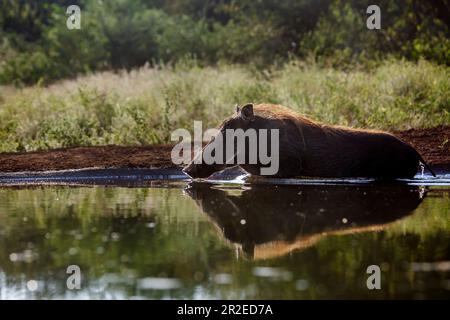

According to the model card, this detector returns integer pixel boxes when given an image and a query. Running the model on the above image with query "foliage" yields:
[0,59,448,152]
[0,0,449,85]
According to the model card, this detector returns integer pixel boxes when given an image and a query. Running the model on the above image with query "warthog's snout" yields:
[183,163,215,179]
[182,164,197,178]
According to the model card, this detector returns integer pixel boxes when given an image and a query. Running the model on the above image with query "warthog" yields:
[183,103,435,179]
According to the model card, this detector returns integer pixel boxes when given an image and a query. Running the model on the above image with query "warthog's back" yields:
[298,123,420,178]
[250,104,421,178]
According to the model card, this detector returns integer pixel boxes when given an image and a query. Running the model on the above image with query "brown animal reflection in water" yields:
[185,183,425,259]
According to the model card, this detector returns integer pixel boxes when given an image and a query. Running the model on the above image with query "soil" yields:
[393,125,450,173]
[0,126,449,173]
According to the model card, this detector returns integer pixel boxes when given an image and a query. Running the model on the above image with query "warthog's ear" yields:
[240,103,255,121]
[235,104,240,113]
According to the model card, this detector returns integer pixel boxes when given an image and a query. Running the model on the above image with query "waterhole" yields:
[0,168,449,299]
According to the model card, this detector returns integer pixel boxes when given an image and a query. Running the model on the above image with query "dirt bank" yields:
[0,126,449,173]
[394,126,450,173]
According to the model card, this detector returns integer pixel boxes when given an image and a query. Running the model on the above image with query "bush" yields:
[0,4,108,85]
[0,0,449,85]
[0,50,55,85]
[0,59,448,152]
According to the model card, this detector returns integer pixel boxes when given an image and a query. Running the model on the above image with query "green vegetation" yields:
[0,1,449,152]
[1,0,449,85]
[0,59,449,152]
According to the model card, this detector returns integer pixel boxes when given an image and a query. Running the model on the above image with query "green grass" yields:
[0,59,449,153]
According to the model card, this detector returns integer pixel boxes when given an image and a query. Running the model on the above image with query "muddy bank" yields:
[0,144,177,173]
[394,125,450,173]
[0,126,449,173]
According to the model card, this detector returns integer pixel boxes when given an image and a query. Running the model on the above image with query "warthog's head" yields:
[183,103,256,179]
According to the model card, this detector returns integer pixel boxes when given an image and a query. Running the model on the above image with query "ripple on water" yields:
[252,267,293,281]
[137,277,182,290]
[1,168,450,186]
[213,273,233,285]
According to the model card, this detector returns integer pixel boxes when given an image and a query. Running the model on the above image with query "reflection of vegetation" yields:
[0,187,234,298]
[0,185,449,299]
[388,190,450,236]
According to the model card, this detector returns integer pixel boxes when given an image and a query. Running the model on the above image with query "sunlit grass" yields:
[0,59,449,152]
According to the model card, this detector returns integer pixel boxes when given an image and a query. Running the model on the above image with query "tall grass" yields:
[0,59,449,153]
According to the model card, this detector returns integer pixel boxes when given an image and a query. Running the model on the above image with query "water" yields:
[0,169,449,299]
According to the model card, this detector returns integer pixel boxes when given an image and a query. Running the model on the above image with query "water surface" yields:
[0,171,449,299]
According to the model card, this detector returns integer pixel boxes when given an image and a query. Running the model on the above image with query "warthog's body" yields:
[183,103,434,179]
